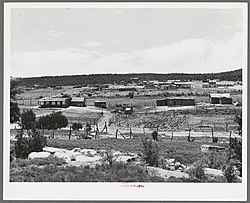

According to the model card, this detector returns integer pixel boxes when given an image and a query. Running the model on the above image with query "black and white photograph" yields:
[3,2,247,201]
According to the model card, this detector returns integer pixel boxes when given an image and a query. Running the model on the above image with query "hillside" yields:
[17,69,242,87]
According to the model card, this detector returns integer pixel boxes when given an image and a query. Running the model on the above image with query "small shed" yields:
[209,93,233,104]
[174,82,192,89]
[70,97,86,107]
[38,97,71,108]
[94,101,107,108]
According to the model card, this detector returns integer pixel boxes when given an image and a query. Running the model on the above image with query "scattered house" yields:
[147,80,159,88]
[130,77,140,83]
[202,80,217,88]
[209,93,233,104]
[38,97,71,108]
[118,86,137,92]
[159,83,177,90]
[217,81,235,87]
[70,97,86,107]
[174,82,192,89]
[94,100,107,108]
[156,97,195,106]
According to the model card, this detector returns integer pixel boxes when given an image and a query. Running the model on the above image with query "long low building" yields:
[38,97,71,108]
[38,97,86,108]
[94,100,107,108]
[156,97,195,106]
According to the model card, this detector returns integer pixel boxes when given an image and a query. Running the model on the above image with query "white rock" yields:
[28,152,51,159]
[72,148,81,153]
[74,152,82,157]
[204,168,224,176]
[43,147,61,154]
[169,158,175,163]
[175,162,181,166]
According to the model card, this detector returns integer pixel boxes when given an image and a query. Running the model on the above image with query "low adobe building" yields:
[156,97,195,106]
[209,93,233,104]
[94,100,107,108]
[38,97,71,108]
[70,97,86,107]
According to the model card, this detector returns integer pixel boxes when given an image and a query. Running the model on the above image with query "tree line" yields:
[17,69,242,87]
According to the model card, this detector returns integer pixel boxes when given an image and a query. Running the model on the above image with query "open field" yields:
[45,136,229,165]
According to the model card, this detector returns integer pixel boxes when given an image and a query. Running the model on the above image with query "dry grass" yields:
[46,136,228,165]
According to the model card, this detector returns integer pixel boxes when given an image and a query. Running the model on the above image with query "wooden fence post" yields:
[211,127,214,142]
[130,127,132,139]
[171,130,173,141]
[229,131,232,146]
[105,121,107,133]
[116,129,118,139]
[96,123,99,132]
[187,128,191,142]
[69,126,72,140]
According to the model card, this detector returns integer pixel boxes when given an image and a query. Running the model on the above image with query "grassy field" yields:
[46,135,229,165]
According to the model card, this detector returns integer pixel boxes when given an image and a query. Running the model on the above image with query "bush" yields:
[186,161,206,182]
[100,149,117,168]
[21,109,36,130]
[223,160,239,183]
[72,122,83,131]
[141,138,160,167]
[202,150,229,170]
[229,137,242,162]
[14,129,47,159]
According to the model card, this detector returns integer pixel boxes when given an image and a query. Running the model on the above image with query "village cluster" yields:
[10,74,243,183]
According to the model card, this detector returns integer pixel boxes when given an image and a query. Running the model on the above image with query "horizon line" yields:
[12,68,242,79]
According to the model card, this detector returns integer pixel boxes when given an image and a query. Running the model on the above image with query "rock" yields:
[175,162,181,167]
[204,168,224,176]
[43,147,60,154]
[201,145,226,153]
[180,164,187,169]
[74,152,82,157]
[72,148,81,153]
[28,152,51,159]
[70,155,76,161]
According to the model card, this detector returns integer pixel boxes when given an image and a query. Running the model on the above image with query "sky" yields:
[10,6,245,77]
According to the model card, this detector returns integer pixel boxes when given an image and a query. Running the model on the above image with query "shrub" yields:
[229,137,242,162]
[223,161,239,183]
[151,130,158,141]
[205,174,227,183]
[20,109,36,130]
[186,161,206,182]
[202,150,229,170]
[72,122,83,131]
[100,149,117,168]
[14,129,47,159]
[141,138,160,167]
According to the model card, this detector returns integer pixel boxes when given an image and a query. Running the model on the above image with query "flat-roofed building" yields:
[38,97,71,108]
[94,100,107,108]
[157,97,195,106]
[209,93,233,104]
[70,97,86,107]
